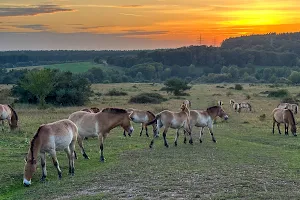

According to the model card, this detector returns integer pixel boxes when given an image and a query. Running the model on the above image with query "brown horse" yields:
[81,107,101,113]
[0,104,18,131]
[184,106,229,143]
[23,119,78,186]
[147,103,192,148]
[272,108,297,136]
[124,108,156,137]
[68,108,134,162]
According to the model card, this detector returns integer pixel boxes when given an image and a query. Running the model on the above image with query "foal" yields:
[23,119,78,186]
[185,106,229,143]
[0,104,18,131]
[68,108,134,161]
[147,104,192,148]
[272,108,297,136]
[124,108,156,137]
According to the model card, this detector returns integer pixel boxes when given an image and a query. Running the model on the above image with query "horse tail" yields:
[146,110,156,120]
[146,114,161,126]
[287,109,296,125]
[7,104,18,121]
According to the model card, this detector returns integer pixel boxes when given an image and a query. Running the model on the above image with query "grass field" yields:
[7,62,123,73]
[1,83,300,199]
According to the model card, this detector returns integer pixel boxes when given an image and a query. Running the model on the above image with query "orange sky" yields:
[0,0,300,50]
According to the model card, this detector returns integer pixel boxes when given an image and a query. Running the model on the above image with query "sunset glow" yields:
[0,0,300,50]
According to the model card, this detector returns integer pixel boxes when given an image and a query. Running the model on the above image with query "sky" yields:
[0,0,300,50]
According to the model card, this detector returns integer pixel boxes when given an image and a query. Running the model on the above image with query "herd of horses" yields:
[0,97,298,186]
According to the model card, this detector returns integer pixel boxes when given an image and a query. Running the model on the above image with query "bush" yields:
[129,93,167,104]
[234,84,243,90]
[281,97,299,104]
[259,114,266,121]
[268,89,290,98]
[105,89,128,96]
[226,91,233,96]
[245,94,251,99]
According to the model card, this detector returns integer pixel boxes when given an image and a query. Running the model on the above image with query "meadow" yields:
[7,62,123,73]
[1,83,300,200]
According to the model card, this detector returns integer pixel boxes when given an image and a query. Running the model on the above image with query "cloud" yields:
[119,13,142,17]
[13,24,49,31]
[118,5,143,8]
[0,4,74,17]
[118,30,169,38]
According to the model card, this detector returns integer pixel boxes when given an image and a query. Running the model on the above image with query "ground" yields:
[1,83,300,200]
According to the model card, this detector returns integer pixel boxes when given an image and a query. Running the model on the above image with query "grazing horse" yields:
[146,103,192,148]
[124,108,156,137]
[0,104,18,131]
[23,119,78,186]
[68,108,134,162]
[272,108,297,136]
[81,107,101,113]
[277,103,298,114]
[239,102,252,112]
[184,106,229,143]
[229,99,235,107]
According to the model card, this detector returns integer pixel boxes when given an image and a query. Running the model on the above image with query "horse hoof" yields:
[100,158,105,162]
[40,176,46,182]
[174,142,177,146]
[146,134,149,137]
[165,144,169,148]
[294,134,297,137]
[213,140,217,143]
[149,145,153,149]
[189,140,193,145]
[199,139,202,143]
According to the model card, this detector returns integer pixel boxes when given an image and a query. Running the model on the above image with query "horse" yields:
[146,103,192,148]
[217,100,224,107]
[233,102,240,112]
[184,106,229,143]
[23,119,78,186]
[0,104,18,131]
[68,108,134,162]
[229,99,235,107]
[183,100,192,109]
[239,102,252,112]
[81,107,101,113]
[277,103,298,114]
[124,108,156,137]
[272,108,297,136]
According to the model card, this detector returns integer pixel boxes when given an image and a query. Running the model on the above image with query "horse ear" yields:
[127,111,133,116]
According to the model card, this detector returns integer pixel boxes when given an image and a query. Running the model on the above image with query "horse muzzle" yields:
[23,178,31,187]
[128,126,134,136]
[224,115,229,120]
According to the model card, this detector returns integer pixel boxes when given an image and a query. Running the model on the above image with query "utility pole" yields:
[197,34,202,45]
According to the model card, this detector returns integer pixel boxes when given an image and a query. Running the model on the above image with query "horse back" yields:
[68,111,98,137]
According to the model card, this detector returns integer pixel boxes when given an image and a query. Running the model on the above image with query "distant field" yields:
[7,62,123,73]
[2,83,300,199]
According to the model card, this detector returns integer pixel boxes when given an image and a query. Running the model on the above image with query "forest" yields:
[1,32,300,84]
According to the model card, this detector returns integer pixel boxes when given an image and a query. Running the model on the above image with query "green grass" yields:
[7,62,123,74]
[2,83,300,199]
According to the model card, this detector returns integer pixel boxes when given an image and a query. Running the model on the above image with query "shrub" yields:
[129,93,167,104]
[267,89,290,98]
[245,94,251,99]
[105,89,128,96]
[281,97,299,104]
[259,114,266,121]
[234,84,243,90]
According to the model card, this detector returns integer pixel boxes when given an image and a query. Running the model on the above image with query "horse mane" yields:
[30,126,43,164]
[287,109,296,125]
[7,104,18,121]
[146,110,155,118]
[207,106,220,111]
[101,108,127,114]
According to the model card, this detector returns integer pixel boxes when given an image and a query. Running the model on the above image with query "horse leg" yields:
[285,123,288,135]
[139,124,144,136]
[123,130,126,137]
[145,126,149,137]
[208,125,216,143]
[40,153,47,181]
[174,129,180,146]
[272,121,275,134]
[187,127,193,145]
[77,136,89,159]
[183,130,187,144]
[64,147,73,175]
[1,120,4,131]
[199,127,204,143]
[69,139,76,175]
[277,123,281,134]
[99,134,106,162]
[162,127,169,148]
[50,151,62,179]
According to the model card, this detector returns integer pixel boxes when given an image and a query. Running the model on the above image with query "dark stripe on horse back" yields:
[287,109,296,125]
[7,104,18,121]
[101,108,127,114]
[207,106,220,111]
[147,111,155,118]
[30,126,43,164]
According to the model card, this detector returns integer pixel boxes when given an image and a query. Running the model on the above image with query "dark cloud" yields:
[0,4,74,17]
[14,24,48,31]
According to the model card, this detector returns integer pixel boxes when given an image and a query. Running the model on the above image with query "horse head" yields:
[124,111,134,136]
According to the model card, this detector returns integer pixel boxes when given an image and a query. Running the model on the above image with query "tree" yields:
[288,71,300,84]
[162,77,192,96]
[20,69,54,108]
